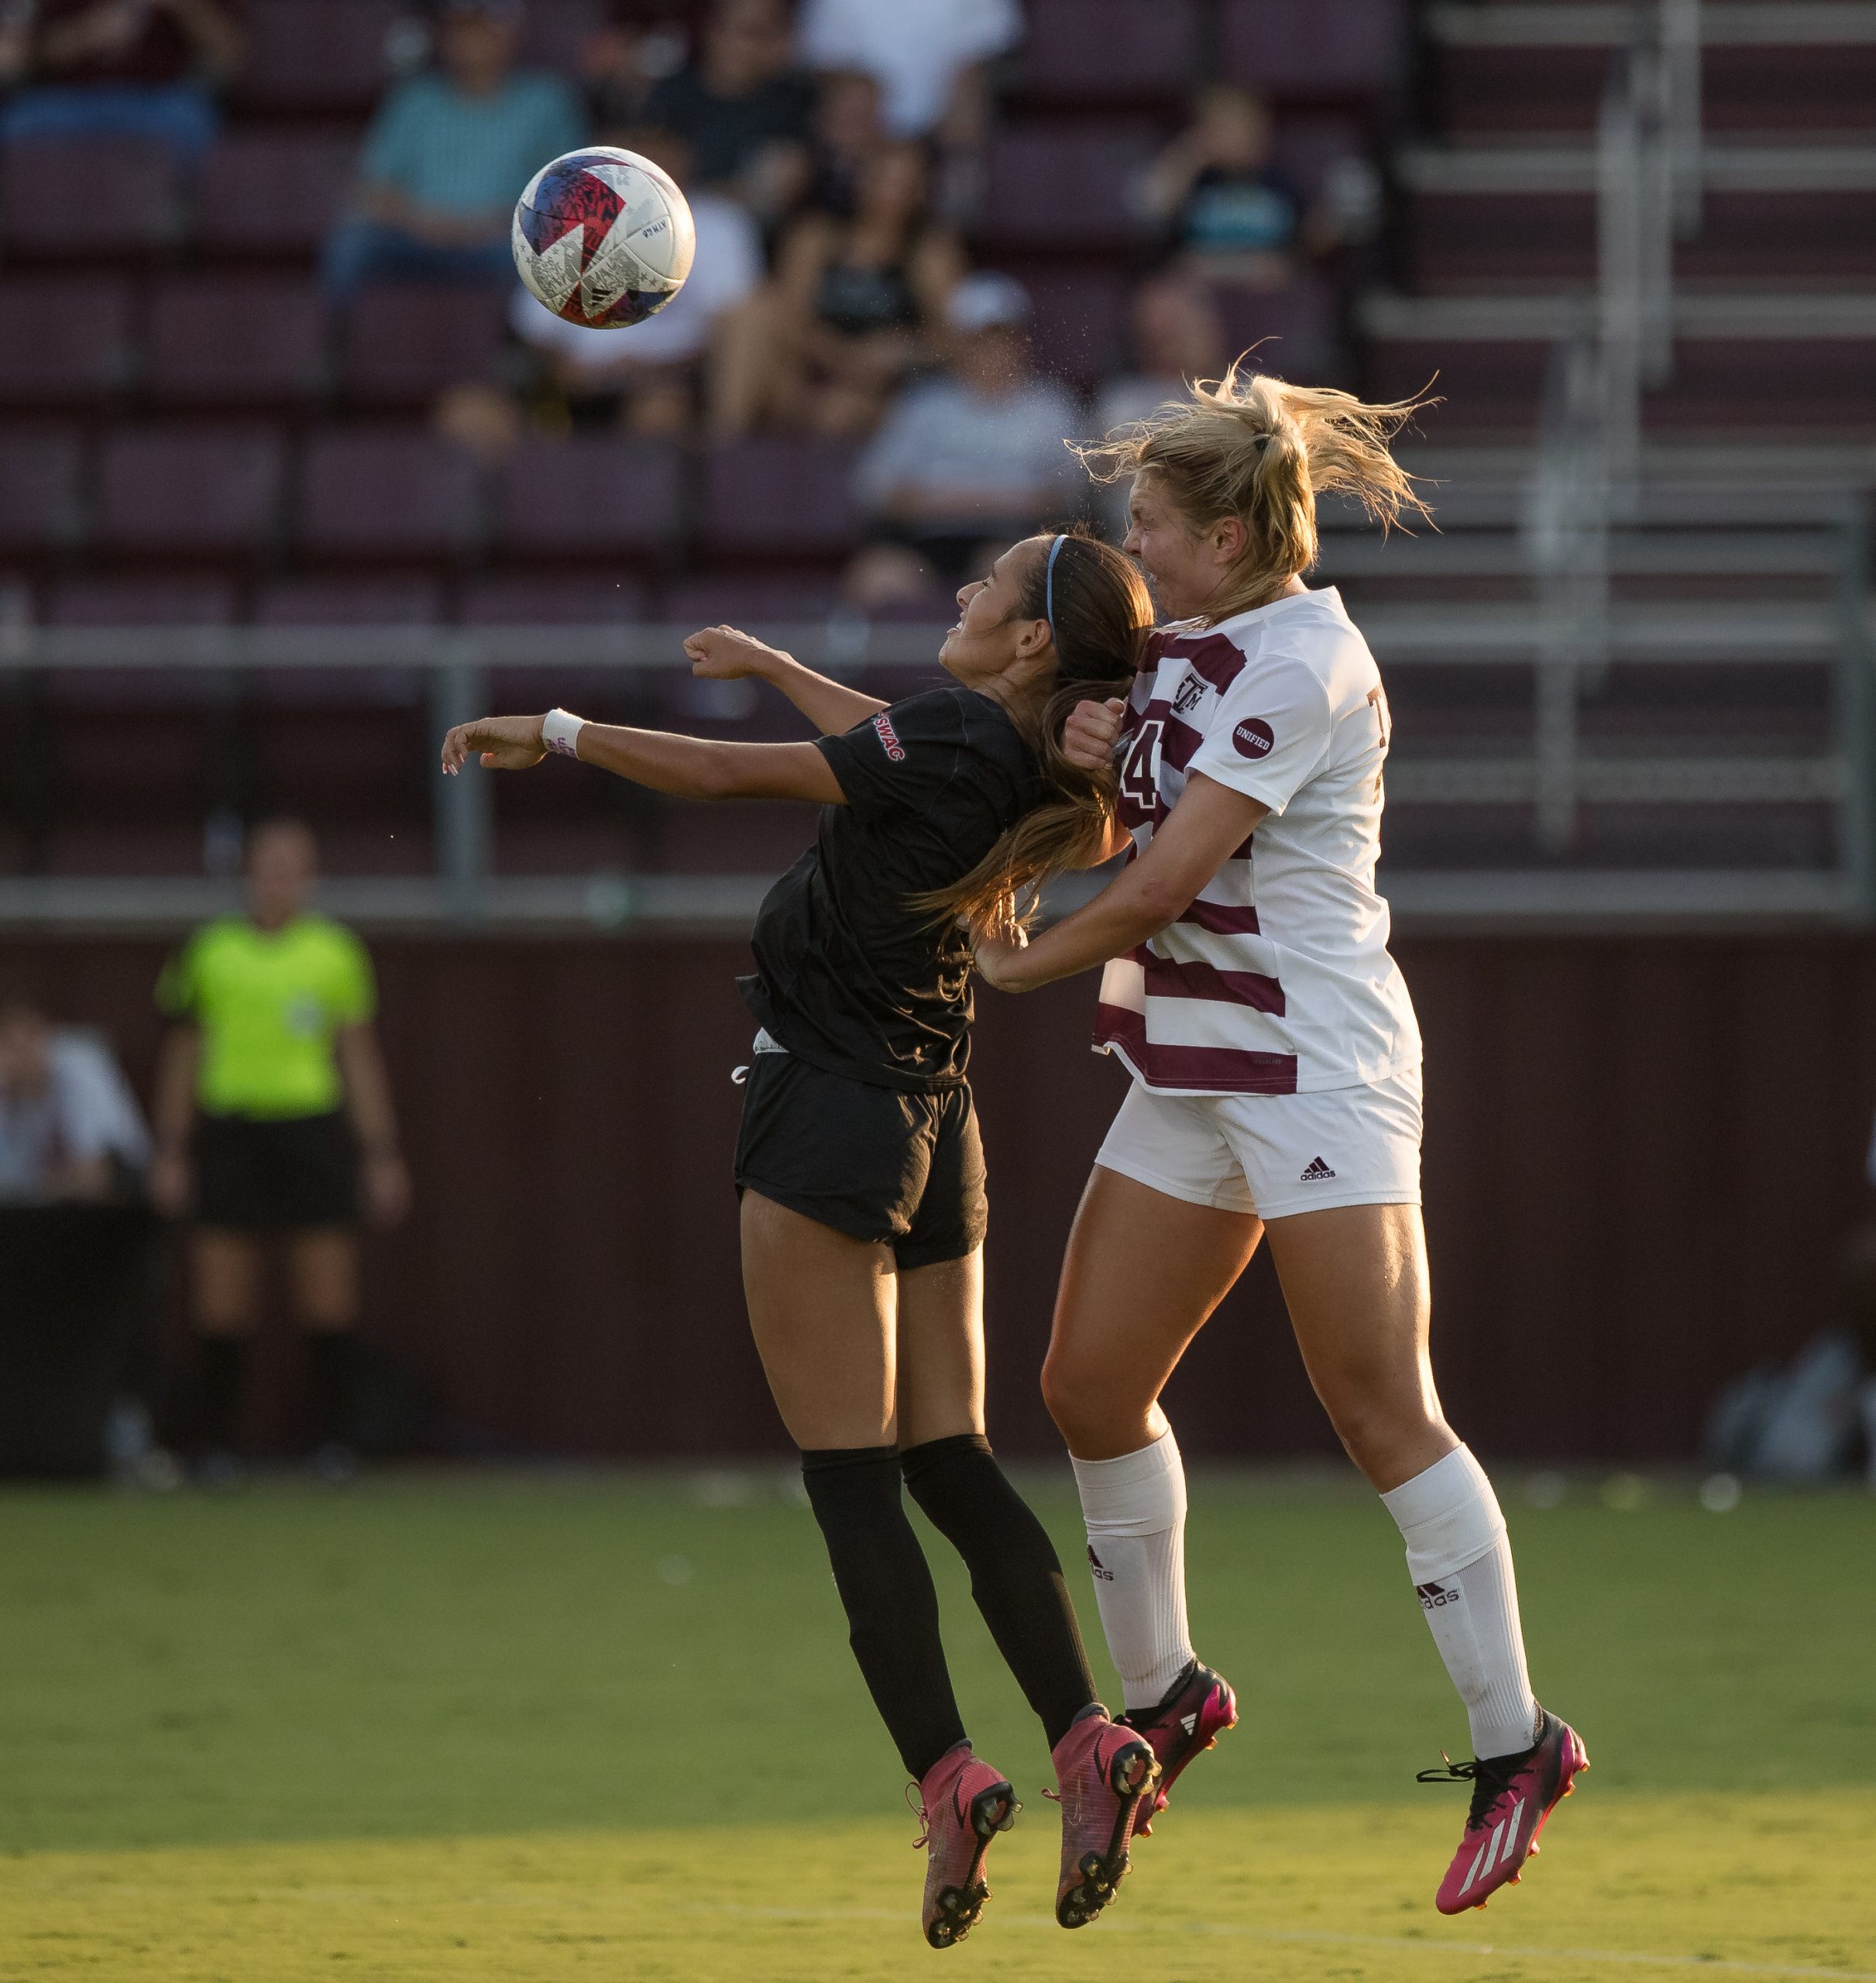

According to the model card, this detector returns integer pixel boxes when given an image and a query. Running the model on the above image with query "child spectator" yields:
[638,0,812,222]
[510,125,767,435]
[853,270,1079,579]
[1136,84,1337,290]
[0,978,149,1203]
[0,0,246,157]
[765,139,963,435]
[321,0,583,302]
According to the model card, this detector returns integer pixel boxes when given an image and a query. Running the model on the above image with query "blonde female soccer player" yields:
[979,371,1588,1916]
[442,534,1168,1947]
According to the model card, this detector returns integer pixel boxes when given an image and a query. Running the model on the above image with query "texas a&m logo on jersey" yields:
[871,711,906,762]
[1171,671,1206,717]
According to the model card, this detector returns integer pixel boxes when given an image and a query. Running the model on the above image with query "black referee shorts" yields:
[733,1050,987,1270]
[192,1111,359,1230]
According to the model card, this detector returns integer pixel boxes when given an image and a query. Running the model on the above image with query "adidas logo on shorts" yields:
[1300,1156,1338,1181]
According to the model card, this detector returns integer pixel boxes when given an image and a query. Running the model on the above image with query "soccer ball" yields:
[511,146,696,330]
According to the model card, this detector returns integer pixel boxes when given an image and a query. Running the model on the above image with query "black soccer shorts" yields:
[732,1049,987,1270]
[191,1111,359,1230]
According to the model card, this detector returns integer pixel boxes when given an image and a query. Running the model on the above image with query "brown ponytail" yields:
[919,531,1153,937]
[1074,362,1435,622]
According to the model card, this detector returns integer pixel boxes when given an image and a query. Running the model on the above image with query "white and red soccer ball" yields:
[511,146,696,329]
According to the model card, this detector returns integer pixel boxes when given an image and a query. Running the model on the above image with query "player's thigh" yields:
[286,1228,359,1330]
[1045,1163,1262,1459]
[895,1246,986,1449]
[740,1187,898,1449]
[1261,1200,1452,1486]
[190,1229,264,1334]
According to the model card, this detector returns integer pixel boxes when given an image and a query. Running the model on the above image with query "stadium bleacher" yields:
[0,0,1871,919]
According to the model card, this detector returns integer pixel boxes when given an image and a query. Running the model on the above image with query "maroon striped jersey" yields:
[1094,588,1421,1096]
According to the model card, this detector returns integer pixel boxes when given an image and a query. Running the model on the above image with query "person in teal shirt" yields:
[151,820,410,1479]
[321,0,584,301]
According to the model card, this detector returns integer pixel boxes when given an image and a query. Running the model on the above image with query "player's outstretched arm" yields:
[684,626,888,736]
[975,772,1267,992]
[441,711,846,804]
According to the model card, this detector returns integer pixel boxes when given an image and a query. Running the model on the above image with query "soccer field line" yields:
[683,1904,1876,1980]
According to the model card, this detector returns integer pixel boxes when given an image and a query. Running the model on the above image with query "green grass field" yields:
[0,1468,1870,1982]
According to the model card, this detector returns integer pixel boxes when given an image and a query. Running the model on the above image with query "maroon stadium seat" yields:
[0,428,84,552]
[338,284,512,406]
[0,279,133,407]
[196,132,356,257]
[239,0,403,112]
[660,574,842,626]
[48,576,239,624]
[515,0,607,75]
[492,436,682,561]
[295,431,483,558]
[0,137,184,256]
[1021,0,1200,102]
[696,439,860,558]
[1220,0,1404,99]
[93,426,287,556]
[1018,264,1130,391]
[255,574,444,624]
[461,573,648,623]
[974,126,1160,252]
[145,277,330,407]
[1214,275,1340,380]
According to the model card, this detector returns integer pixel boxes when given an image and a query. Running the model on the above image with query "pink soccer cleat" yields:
[1047,1708,1160,1929]
[1420,1706,1589,1914]
[910,1743,1019,1950]
[1119,1658,1239,1837]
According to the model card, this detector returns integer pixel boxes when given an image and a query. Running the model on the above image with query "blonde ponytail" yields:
[1074,362,1434,623]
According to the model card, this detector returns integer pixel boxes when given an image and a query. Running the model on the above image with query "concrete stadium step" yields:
[1425,2,1876,135]
[1360,291,1876,434]
[1393,143,1876,287]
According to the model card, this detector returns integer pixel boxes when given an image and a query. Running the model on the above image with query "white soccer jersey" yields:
[1094,586,1421,1096]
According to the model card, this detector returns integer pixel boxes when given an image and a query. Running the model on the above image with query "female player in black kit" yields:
[441,533,1166,1948]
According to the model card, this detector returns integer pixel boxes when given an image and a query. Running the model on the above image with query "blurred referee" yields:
[150,820,410,1479]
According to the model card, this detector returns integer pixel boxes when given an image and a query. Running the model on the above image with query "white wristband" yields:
[541,708,586,759]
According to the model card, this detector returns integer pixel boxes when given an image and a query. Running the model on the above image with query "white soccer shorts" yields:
[1094,1065,1424,1222]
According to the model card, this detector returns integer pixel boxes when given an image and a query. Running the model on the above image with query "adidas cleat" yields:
[1420,1706,1589,1914]
[1048,1707,1160,1930]
[910,1742,1019,1950]
[1118,1658,1238,1837]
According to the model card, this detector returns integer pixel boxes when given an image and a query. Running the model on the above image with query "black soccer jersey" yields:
[740,687,1043,1091]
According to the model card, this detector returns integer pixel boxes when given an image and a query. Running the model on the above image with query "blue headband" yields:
[1043,532,1068,638]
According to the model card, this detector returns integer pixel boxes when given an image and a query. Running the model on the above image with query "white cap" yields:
[945,271,1032,335]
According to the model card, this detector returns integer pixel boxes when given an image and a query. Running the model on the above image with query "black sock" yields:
[192,1335,248,1454]
[902,1434,1098,1751]
[304,1331,359,1449]
[802,1445,967,1782]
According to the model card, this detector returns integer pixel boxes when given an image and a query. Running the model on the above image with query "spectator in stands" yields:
[1136,84,1337,290]
[801,67,885,221]
[852,270,1079,581]
[765,139,964,435]
[798,0,1019,145]
[510,125,767,436]
[639,0,813,225]
[150,820,410,1480]
[0,978,149,1203]
[0,0,246,158]
[321,0,584,304]
[1088,278,1228,538]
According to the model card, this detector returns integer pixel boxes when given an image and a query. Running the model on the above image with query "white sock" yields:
[1070,1429,1196,1713]
[1381,1445,1540,1759]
